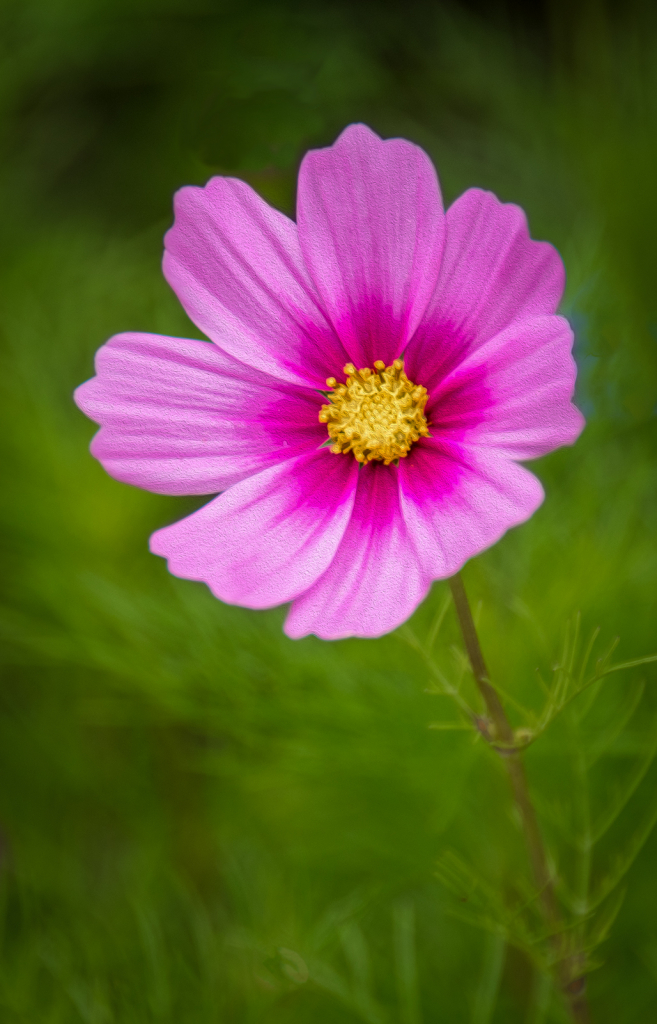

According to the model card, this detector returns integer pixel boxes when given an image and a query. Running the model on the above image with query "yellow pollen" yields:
[319,359,429,465]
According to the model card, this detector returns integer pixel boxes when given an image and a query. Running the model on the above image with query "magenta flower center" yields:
[319,359,430,465]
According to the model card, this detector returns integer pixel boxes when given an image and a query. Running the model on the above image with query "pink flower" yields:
[74,124,584,640]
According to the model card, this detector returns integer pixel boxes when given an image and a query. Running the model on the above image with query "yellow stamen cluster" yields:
[319,359,429,465]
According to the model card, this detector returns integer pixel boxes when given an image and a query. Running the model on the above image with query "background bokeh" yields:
[1,0,657,1020]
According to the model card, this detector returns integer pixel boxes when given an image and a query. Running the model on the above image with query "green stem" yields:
[448,572,590,1024]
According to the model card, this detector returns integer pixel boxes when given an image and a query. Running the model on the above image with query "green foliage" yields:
[2,1,657,1021]
[416,610,657,992]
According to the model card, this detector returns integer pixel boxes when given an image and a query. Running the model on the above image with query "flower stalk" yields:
[448,572,590,1024]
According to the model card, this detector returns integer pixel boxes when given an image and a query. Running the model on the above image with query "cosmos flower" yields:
[74,124,584,640]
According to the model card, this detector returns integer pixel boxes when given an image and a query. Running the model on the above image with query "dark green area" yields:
[1,1,657,1020]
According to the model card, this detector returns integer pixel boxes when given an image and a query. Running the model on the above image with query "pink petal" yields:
[430,315,585,459]
[296,124,445,369]
[149,451,358,608]
[74,332,324,495]
[285,464,429,640]
[163,176,349,388]
[398,439,545,580]
[405,188,565,395]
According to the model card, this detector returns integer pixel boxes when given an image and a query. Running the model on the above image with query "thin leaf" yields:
[393,899,422,1024]
[572,676,604,725]
[339,922,387,1024]
[578,627,601,688]
[589,799,657,910]
[399,628,477,720]
[584,886,626,951]
[572,626,602,722]
[435,852,537,953]
[601,654,657,676]
[585,679,644,769]
[525,970,554,1024]
[567,612,581,679]
[426,592,452,652]
[308,889,373,954]
[565,710,592,918]
[308,958,353,1006]
[589,724,657,844]
[537,638,623,732]
[471,932,505,1024]
[531,793,573,841]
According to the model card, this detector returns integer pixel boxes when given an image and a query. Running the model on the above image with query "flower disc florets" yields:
[319,359,429,465]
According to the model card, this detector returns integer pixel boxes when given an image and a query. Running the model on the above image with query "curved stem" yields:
[448,572,590,1024]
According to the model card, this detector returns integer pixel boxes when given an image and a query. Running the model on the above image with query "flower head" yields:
[74,124,584,640]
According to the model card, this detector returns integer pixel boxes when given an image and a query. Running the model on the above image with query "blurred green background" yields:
[1,0,657,1020]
